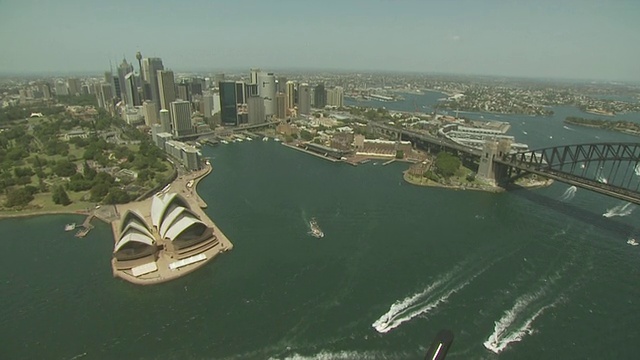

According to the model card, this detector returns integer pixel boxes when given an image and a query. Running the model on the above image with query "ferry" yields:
[64,223,77,231]
[309,217,324,238]
[627,238,639,246]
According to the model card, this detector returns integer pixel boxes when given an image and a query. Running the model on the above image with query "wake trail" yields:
[603,202,635,218]
[372,264,489,334]
[635,163,640,176]
[559,186,577,202]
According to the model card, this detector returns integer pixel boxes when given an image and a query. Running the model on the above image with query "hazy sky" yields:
[1,0,639,81]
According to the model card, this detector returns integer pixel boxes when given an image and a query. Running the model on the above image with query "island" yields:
[565,116,640,137]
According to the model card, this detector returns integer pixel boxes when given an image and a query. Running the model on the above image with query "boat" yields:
[236,138,243,142]
[221,140,229,144]
[262,137,269,141]
[274,138,282,142]
[627,239,639,246]
[309,217,324,238]
[64,223,76,231]
[246,137,253,141]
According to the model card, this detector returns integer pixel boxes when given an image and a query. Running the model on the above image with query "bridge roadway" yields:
[495,158,640,205]
[365,120,483,157]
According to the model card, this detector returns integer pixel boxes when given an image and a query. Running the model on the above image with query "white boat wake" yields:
[603,202,635,218]
[563,125,575,131]
[559,186,577,201]
[372,265,487,334]
[635,164,640,176]
[483,289,559,354]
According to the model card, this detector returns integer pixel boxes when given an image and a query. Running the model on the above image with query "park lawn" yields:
[0,190,93,217]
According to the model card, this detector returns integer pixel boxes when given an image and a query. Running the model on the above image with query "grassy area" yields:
[0,190,94,217]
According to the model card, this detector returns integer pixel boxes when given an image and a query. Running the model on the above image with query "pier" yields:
[74,214,95,238]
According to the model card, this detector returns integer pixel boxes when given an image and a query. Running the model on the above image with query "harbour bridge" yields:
[367,121,640,204]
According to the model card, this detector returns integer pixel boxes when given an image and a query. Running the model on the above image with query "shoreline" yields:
[0,209,91,221]
[403,171,504,193]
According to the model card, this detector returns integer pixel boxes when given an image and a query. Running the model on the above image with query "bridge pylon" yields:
[477,139,512,186]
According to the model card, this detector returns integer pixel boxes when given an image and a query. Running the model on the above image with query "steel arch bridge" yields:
[496,143,640,205]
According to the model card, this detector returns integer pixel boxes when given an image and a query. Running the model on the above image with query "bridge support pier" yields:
[477,139,511,186]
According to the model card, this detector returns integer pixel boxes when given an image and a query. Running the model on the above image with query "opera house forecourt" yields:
[111,169,233,285]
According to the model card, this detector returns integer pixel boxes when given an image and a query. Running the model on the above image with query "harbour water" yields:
[2,98,640,359]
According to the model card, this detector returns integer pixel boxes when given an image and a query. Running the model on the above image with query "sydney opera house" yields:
[112,192,222,281]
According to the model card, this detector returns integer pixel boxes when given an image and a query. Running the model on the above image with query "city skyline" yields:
[1,0,639,82]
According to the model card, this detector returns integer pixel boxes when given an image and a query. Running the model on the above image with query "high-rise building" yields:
[276,76,288,93]
[275,92,286,119]
[157,69,176,111]
[40,83,52,99]
[213,73,225,88]
[247,96,265,125]
[250,68,261,85]
[327,86,344,107]
[169,100,193,137]
[314,83,326,108]
[55,82,69,96]
[99,83,114,111]
[176,82,190,102]
[298,83,311,115]
[142,57,164,111]
[143,101,158,126]
[159,109,171,133]
[67,78,81,96]
[285,81,296,113]
[258,72,276,117]
[124,72,140,106]
[219,81,250,126]
[189,78,204,96]
[117,58,133,100]
[202,94,214,120]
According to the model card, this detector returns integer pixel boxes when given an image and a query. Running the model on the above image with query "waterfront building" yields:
[160,109,171,133]
[247,96,266,124]
[67,78,82,96]
[314,83,326,108]
[219,81,248,126]
[298,83,311,115]
[285,81,296,113]
[158,70,176,111]
[155,132,173,150]
[165,140,201,171]
[275,92,286,119]
[143,101,158,126]
[141,57,164,111]
[258,72,276,117]
[327,86,344,107]
[170,100,193,137]
[113,210,157,268]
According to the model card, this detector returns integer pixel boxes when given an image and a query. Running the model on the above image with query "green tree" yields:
[299,130,314,141]
[4,187,34,207]
[53,160,77,177]
[52,185,71,205]
[434,152,461,178]
[395,150,404,159]
[90,182,110,202]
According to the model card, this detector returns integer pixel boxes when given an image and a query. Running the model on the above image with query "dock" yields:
[75,214,95,238]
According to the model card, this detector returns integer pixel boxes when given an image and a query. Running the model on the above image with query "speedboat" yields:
[309,217,324,238]
[64,223,76,231]
[627,238,639,246]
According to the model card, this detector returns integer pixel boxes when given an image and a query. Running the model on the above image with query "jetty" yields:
[74,214,95,238]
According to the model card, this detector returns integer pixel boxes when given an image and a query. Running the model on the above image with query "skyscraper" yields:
[327,86,344,107]
[298,83,311,115]
[169,100,193,137]
[142,57,164,111]
[157,70,176,111]
[55,82,68,96]
[247,96,265,125]
[202,94,214,120]
[314,83,326,108]
[143,101,158,126]
[176,82,190,102]
[67,78,81,96]
[159,109,171,132]
[99,83,114,112]
[124,72,140,106]
[276,76,288,93]
[250,68,261,85]
[258,72,276,117]
[275,92,286,119]
[285,81,296,113]
[219,81,239,126]
[213,73,225,88]
[117,58,133,100]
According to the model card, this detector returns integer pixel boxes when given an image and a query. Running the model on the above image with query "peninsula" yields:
[565,116,640,137]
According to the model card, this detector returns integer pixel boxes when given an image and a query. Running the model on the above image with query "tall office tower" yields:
[157,69,176,111]
[213,73,225,88]
[202,94,214,120]
[41,83,52,99]
[245,83,258,97]
[219,81,241,126]
[124,72,140,106]
[258,72,276,117]
[99,83,114,111]
[285,81,296,112]
[190,77,204,96]
[298,83,311,115]
[67,78,81,96]
[176,82,190,102]
[275,92,286,119]
[169,100,193,137]
[247,96,265,124]
[142,57,164,110]
[55,82,69,96]
[276,76,288,93]
[314,83,326,108]
[250,68,261,84]
[117,58,133,100]
[327,86,344,107]
[143,101,158,126]
[81,85,90,95]
[159,109,171,132]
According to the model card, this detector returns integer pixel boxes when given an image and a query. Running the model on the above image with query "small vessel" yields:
[221,140,229,144]
[246,137,253,141]
[309,217,324,238]
[262,137,269,141]
[236,138,243,142]
[627,238,639,246]
[64,223,76,231]
[274,138,282,142]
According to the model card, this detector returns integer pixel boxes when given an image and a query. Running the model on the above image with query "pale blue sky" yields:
[1,0,638,81]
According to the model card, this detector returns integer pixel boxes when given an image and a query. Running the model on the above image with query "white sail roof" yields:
[159,207,198,239]
[164,217,205,242]
[114,232,155,252]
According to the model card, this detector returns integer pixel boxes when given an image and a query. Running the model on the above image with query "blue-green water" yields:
[2,101,640,359]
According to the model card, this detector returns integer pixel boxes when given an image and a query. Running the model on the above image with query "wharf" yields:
[280,143,340,163]
[111,162,233,285]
